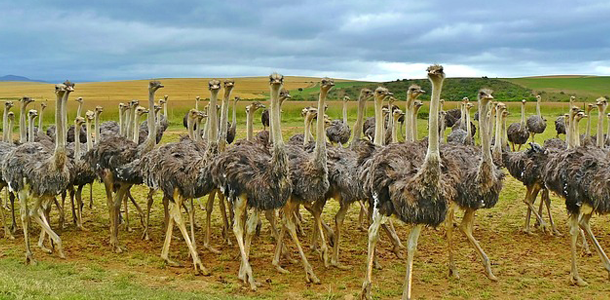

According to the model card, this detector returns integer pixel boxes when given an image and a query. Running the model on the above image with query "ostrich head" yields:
[40,102,47,110]
[502,110,510,118]
[195,111,206,122]
[85,110,95,122]
[196,96,200,102]
[595,97,608,111]
[209,79,221,91]
[521,99,526,105]
[388,96,397,107]
[224,79,235,89]
[320,77,335,92]
[359,88,373,101]
[323,114,332,128]
[188,108,199,121]
[427,64,445,84]
[269,73,283,86]
[393,108,404,121]
[374,87,392,104]
[148,81,164,91]
[159,99,166,106]
[21,96,34,106]
[343,96,350,103]
[304,107,318,121]
[164,95,168,101]
[4,101,13,110]
[407,84,425,99]
[28,109,38,119]
[75,97,83,104]
[382,107,390,118]
[118,103,127,112]
[246,101,265,114]
[462,97,469,104]
[153,104,161,114]
[75,116,85,127]
[570,95,576,103]
[440,99,445,109]
[536,95,542,101]
[414,100,424,111]
[279,88,291,106]
[135,106,149,117]
[465,102,474,112]
[586,103,594,114]
[234,96,241,103]
[478,89,494,106]
[95,106,103,116]
[7,112,14,121]
[129,99,139,108]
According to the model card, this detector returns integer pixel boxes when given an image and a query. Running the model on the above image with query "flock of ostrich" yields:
[1,65,610,300]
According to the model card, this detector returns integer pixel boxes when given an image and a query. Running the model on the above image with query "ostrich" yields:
[447,100,474,145]
[326,96,351,146]
[507,100,530,151]
[227,96,240,144]
[404,85,426,142]
[542,114,610,286]
[85,80,163,252]
[18,97,35,143]
[491,103,507,163]
[382,96,397,145]
[526,95,547,141]
[445,88,504,282]
[411,100,424,141]
[2,81,73,264]
[27,110,38,143]
[580,103,595,145]
[245,102,266,141]
[288,107,317,146]
[391,109,405,143]
[183,95,202,128]
[360,65,457,299]
[554,116,566,138]
[255,88,291,146]
[35,102,47,136]
[595,97,608,147]
[212,73,295,290]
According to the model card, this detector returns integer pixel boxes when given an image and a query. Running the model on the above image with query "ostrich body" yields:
[212,73,293,290]
[2,82,74,264]
[555,116,566,137]
[361,65,457,300]
[326,96,351,146]
[507,99,530,151]
[526,95,547,141]
[445,88,504,282]
[85,81,163,252]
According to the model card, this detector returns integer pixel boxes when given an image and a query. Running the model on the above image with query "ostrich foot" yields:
[77,225,89,232]
[25,254,36,265]
[552,229,563,237]
[449,267,460,279]
[141,230,150,241]
[373,257,382,270]
[203,243,221,255]
[194,259,210,276]
[273,264,290,274]
[569,273,588,287]
[484,267,498,281]
[521,228,535,235]
[3,232,14,240]
[110,242,123,254]
[162,257,183,267]
[392,244,405,259]
[360,281,372,300]
[304,264,320,284]
[57,249,66,259]
[330,260,351,270]
[38,244,53,254]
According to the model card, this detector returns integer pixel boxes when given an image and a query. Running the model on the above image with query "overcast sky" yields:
[2,0,610,82]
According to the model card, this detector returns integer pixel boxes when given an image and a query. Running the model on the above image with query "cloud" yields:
[1,1,609,82]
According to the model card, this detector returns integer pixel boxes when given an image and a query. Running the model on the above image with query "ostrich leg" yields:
[446,206,459,278]
[0,188,14,239]
[330,201,350,269]
[18,191,35,264]
[579,213,610,280]
[218,193,232,245]
[568,213,588,286]
[170,192,208,275]
[142,188,155,240]
[232,195,258,290]
[459,209,497,281]
[358,201,368,231]
[402,225,422,300]
[540,189,561,236]
[32,197,65,259]
[128,190,145,227]
[523,185,549,234]
[204,190,221,253]
[75,185,86,230]
[88,183,94,209]
[311,198,330,267]
[285,200,320,284]
[360,206,384,299]
[10,191,17,233]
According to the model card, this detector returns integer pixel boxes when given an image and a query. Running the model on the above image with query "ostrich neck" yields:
[351,95,367,142]
[342,100,348,124]
[598,108,606,147]
[38,108,44,132]
[195,99,199,111]
[142,88,158,152]
[28,116,35,143]
[605,116,610,146]
[3,107,8,142]
[520,103,526,126]
[313,89,328,166]
[502,115,508,146]
[156,110,161,127]
[163,102,168,118]
[493,110,502,154]
[125,108,132,139]
[74,122,81,158]
[7,119,13,142]
[465,109,471,139]
[570,113,578,147]
[130,106,137,139]
[53,92,67,166]
[119,110,124,137]
[218,88,232,152]
[270,85,285,148]
[202,115,209,141]
[425,80,442,160]
[488,108,496,143]
[574,120,581,147]
[133,113,141,143]
[195,118,204,143]
[585,110,592,138]
[373,97,384,146]
[231,99,238,126]
[391,116,399,143]
[76,103,82,118]
[207,91,220,148]
[405,96,414,142]
[246,110,253,141]
[86,119,93,151]
[480,101,493,166]
[412,109,419,141]
[536,98,541,116]
[19,102,28,143]
[440,114,446,144]
[303,115,312,145]
[187,115,194,139]
[95,113,101,145]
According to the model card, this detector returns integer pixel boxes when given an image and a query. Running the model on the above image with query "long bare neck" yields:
[208,93,220,147]
[342,100,348,124]
[351,95,367,143]
[187,115,194,139]
[493,109,502,154]
[76,102,82,118]
[465,108,471,139]
[3,107,8,142]
[202,113,209,141]
[440,114,446,144]
[163,102,168,118]
[19,102,27,143]
[373,98,384,145]
[133,113,141,143]
[142,88,157,151]
[95,113,101,145]
[488,108,496,143]
[536,98,541,116]
[74,122,81,158]
[246,109,253,141]
[520,103,526,125]
[270,86,284,149]
[38,108,44,131]
[606,116,610,146]
[412,108,419,141]
[86,119,93,151]
[7,119,13,142]
[125,108,133,139]
[391,116,399,143]
[232,99,238,126]
[119,110,124,136]
[195,118,204,143]
[218,89,232,151]
[570,113,578,147]
[425,82,442,161]
[574,119,581,147]
[585,109,592,138]
[405,96,414,142]
[480,102,493,166]
[313,89,328,166]
[28,116,35,143]
[54,93,67,163]
[599,108,606,147]
[502,115,508,147]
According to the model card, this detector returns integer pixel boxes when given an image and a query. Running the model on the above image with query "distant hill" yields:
[0,75,46,83]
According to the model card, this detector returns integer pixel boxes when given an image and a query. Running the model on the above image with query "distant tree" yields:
[298,88,303,92]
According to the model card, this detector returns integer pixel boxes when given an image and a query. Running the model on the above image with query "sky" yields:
[2,0,610,82]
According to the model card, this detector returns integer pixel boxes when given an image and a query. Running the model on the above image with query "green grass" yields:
[505,76,610,102]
